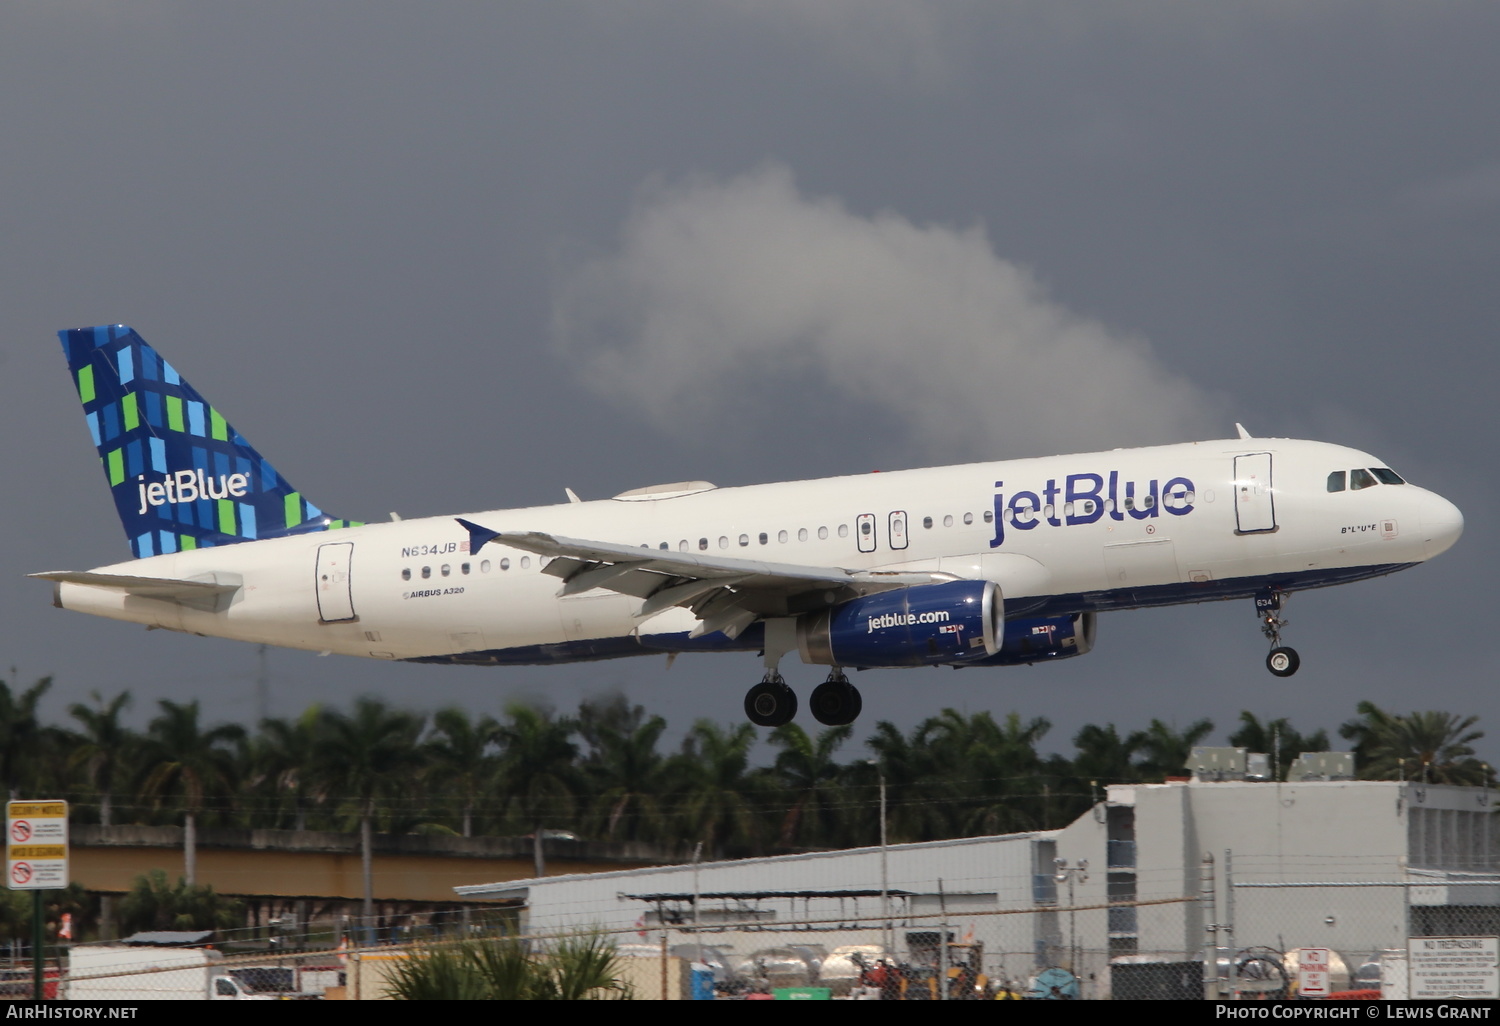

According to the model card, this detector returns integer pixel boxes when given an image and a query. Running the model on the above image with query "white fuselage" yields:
[51,437,1463,666]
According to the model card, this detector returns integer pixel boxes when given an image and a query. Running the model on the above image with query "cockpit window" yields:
[1327,471,1346,493]
[1371,467,1405,485]
[1350,468,1377,490]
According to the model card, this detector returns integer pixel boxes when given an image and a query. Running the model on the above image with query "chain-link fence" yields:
[8,874,1498,998]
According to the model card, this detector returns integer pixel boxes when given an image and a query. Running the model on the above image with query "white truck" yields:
[65,944,269,1001]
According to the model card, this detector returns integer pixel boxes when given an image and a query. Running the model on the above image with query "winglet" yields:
[455,518,501,555]
[1235,422,1253,440]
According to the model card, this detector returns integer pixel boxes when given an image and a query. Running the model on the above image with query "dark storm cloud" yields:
[0,2,1495,762]
[554,163,1217,460]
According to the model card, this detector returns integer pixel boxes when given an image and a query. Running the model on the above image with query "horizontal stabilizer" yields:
[30,570,241,612]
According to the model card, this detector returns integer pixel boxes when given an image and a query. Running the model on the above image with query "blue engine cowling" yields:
[968,612,1097,666]
[796,581,1002,668]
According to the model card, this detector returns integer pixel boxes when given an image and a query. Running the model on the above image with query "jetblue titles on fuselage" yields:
[989,471,1196,547]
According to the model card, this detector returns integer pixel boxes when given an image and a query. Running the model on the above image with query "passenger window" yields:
[401,568,411,581]
[1062,502,1073,518]
[963,512,973,525]
[943,515,953,527]
[441,565,451,577]
[520,557,531,569]
[779,530,789,543]
[837,524,848,538]
[759,532,769,545]
[922,516,933,529]
[739,534,749,547]
[481,560,491,573]
[1327,471,1346,492]
[817,526,828,540]
[660,542,669,550]
[679,540,688,552]
[461,563,470,575]
[1350,468,1376,490]
[797,528,808,542]
[983,510,994,523]
[421,566,431,579]
[698,538,708,550]
[500,558,510,571]
[1372,468,1406,485]
[718,536,728,549]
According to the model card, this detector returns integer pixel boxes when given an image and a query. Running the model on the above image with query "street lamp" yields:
[1054,857,1089,974]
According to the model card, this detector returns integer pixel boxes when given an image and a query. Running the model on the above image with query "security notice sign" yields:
[1408,936,1500,999]
[6,801,67,890]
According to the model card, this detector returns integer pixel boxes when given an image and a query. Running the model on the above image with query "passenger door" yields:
[1233,453,1277,533]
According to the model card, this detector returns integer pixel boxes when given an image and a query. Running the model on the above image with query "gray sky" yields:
[2,2,1496,766]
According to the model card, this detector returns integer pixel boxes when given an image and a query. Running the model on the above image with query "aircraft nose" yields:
[1418,490,1464,560]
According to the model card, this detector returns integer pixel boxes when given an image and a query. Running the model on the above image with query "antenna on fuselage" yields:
[1235,423,1253,440]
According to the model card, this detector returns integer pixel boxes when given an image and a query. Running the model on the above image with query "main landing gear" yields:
[743,669,864,728]
[810,670,862,727]
[745,672,797,728]
[1256,590,1300,677]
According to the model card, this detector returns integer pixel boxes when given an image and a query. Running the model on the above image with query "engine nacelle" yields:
[971,612,1097,666]
[797,581,1002,668]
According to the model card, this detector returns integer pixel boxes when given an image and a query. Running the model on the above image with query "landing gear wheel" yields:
[1266,646,1300,677]
[810,679,863,726]
[745,677,798,727]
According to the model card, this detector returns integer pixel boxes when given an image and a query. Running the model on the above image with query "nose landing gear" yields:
[1256,590,1300,677]
[809,670,862,727]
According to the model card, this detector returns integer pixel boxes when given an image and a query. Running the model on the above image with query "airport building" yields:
[455,755,1500,998]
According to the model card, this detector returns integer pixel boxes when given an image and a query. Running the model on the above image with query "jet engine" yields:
[797,580,1002,668]
[972,612,1097,666]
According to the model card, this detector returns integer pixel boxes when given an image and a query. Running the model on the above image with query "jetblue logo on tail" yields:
[136,471,250,513]
[59,324,358,558]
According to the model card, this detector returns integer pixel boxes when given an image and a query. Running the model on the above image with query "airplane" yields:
[34,325,1464,728]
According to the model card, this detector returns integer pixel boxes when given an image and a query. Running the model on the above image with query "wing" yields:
[457,520,952,640]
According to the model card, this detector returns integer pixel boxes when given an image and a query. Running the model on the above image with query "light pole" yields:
[1054,857,1089,974]
[868,760,890,954]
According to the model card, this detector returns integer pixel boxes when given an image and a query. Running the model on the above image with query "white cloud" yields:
[554,165,1216,463]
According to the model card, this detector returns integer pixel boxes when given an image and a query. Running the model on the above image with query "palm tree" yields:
[67,690,136,826]
[917,710,1052,835]
[426,707,499,838]
[0,676,55,799]
[1071,723,1143,787]
[670,720,761,856]
[1130,718,1214,781]
[318,698,427,919]
[1340,701,1490,785]
[576,696,669,844]
[254,705,327,831]
[767,723,852,848]
[864,719,949,843]
[139,700,246,885]
[495,703,579,876]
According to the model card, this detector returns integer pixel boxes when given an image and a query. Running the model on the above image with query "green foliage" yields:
[386,933,632,1001]
[118,869,242,933]
[12,683,1499,858]
[1341,701,1493,785]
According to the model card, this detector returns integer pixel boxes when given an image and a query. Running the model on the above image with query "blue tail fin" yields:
[58,325,361,558]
